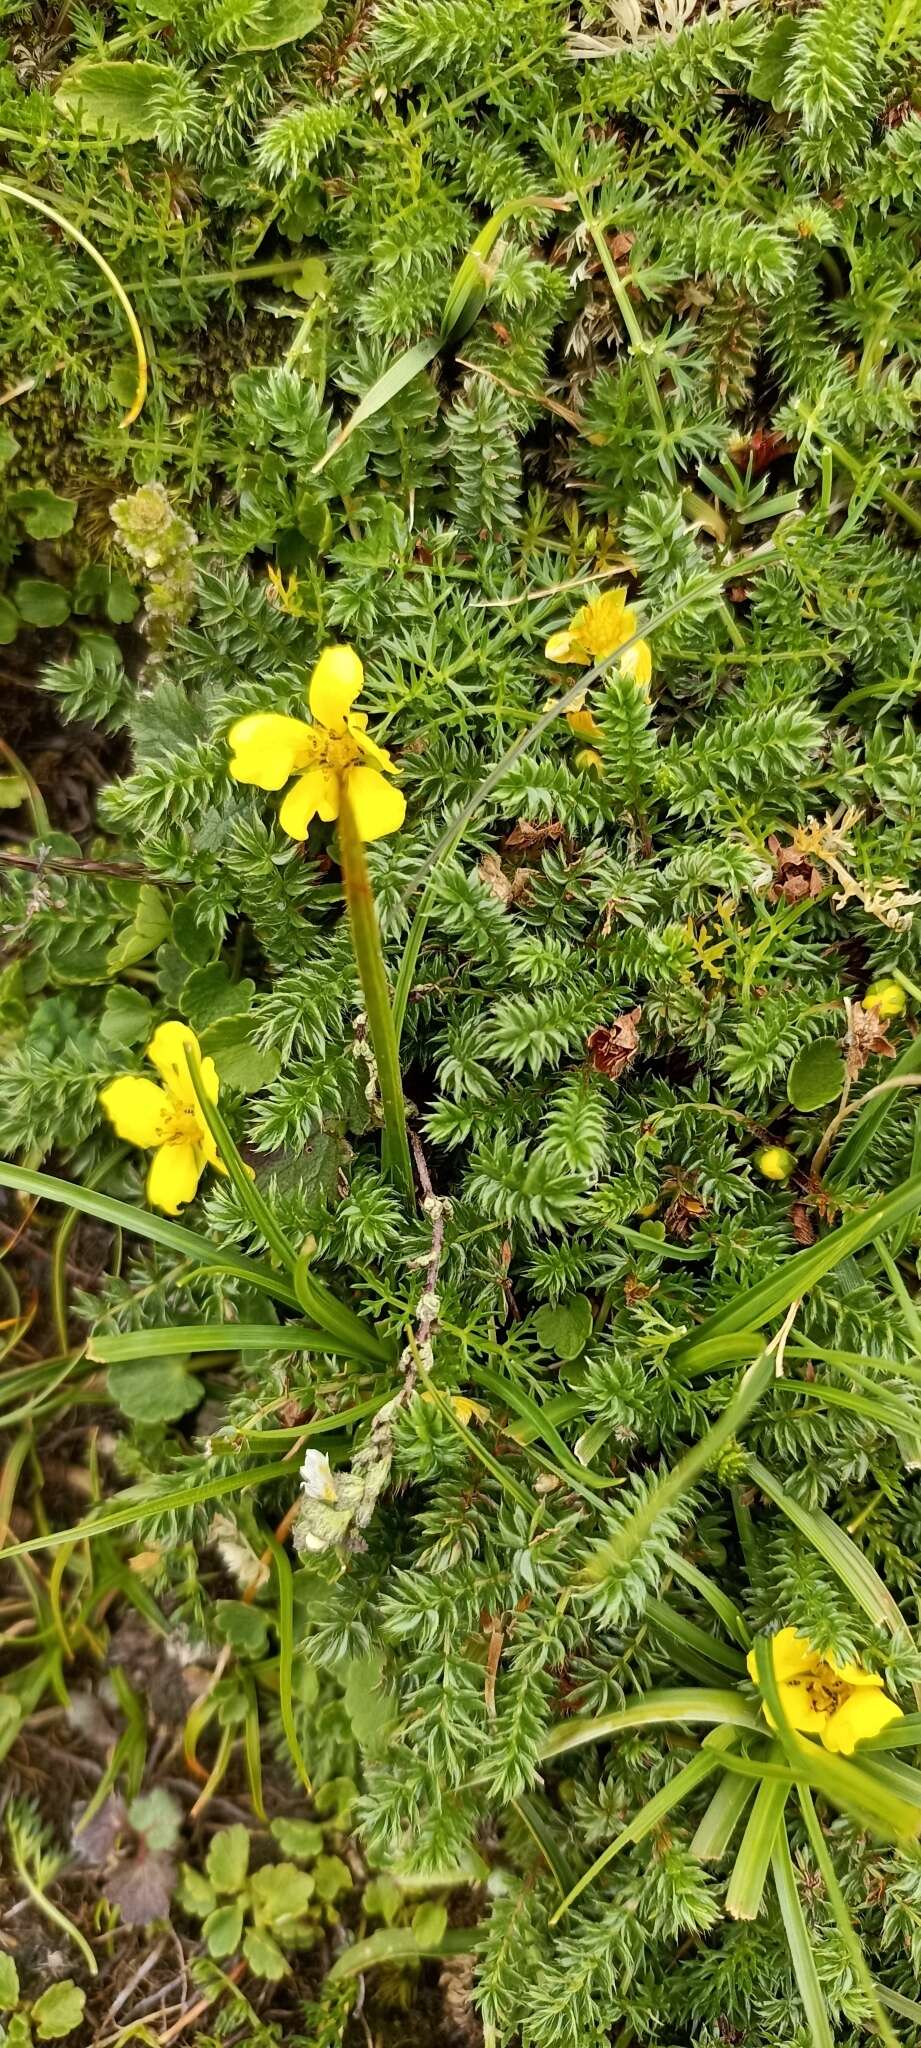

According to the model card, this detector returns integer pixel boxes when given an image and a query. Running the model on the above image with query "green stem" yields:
[338,784,414,1203]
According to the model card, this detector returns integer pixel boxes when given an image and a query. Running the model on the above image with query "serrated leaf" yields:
[9,488,76,539]
[236,0,325,47]
[534,1294,593,1360]
[106,886,171,973]
[242,1927,290,1979]
[0,1954,19,2009]
[32,1983,87,2040]
[313,1853,351,1903]
[200,1014,280,1093]
[206,1824,250,1895]
[182,964,255,1033]
[213,1599,270,1660]
[55,59,174,139]
[269,1817,324,1860]
[787,1037,845,1111]
[107,1357,203,1424]
[250,1861,315,1925]
[99,985,154,1047]
[127,1786,182,1852]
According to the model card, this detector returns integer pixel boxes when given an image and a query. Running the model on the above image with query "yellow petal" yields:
[347,715,395,771]
[544,630,581,664]
[228,713,314,790]
[279,764,341,839]
[308,645,364,731]
[747,1627,812,1686]
[99,1076,171,1148]
[146,1140,202,1214]
[344,764,407,841]
[774,1629,818,1683]
[620,637,652,687]
[775,1679,828,1736]
[581,590,632,658]
[147,1022,217,1109]
[828,1657,884,1689]
[822,1690,903,1755]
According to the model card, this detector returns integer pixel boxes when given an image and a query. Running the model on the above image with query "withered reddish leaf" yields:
[790,1202,817,1247]
[844,997,896,1079]
[586,1007,642,1079]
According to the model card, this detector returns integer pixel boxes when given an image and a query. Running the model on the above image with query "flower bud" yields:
[863,978,906,1018]
[755,1145,797,1182]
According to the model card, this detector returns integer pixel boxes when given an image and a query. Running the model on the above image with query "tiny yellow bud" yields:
[574,747,604,776]
[755,1145,797,1182]
[863,978,906,1018]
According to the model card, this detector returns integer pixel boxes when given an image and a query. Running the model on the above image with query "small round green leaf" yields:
[787,1038,845,1112]
[534,1294,593,1360]
[13,578,70,627]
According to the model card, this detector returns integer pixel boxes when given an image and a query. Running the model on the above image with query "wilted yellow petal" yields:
[823,1690,902,1754]
[99,1076,170,1148]
[545,629,579,663]
[345,764,406,841]
[566,706,603,739]
[279,764,341,839]
[308,645,364,731]
[620,637,652,687]
[228,712,314,790]
[146,1140,201,1214]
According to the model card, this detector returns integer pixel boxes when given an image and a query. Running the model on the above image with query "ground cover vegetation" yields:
[3,0,921,2039]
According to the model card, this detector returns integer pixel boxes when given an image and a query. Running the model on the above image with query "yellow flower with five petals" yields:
[99,1022,227,1216]
[227,644,406,844]
[747,1627,903,1755]
[545,587,652,689]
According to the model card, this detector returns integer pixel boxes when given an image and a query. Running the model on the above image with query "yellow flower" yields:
[545,588,652,689]
[227,644,406,844]
[421,1391,488,1427]
[747,1627,903,1755]
[99,1022,226,1216]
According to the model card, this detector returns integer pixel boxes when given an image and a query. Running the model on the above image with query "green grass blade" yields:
[797,1784,900,2048]
[0,1459,294,1561]
[541,1688,761,1761]
[646,1597,746,1677]
[665,1552,752,1650]
[550,1737,733,1923]
[770,1821,834,2048]
[0,1161,300,1306]
[185,1043,298,1274]
[338,783,413,1202]
[468,1361,617,1490]
[674,1171,921,1366]
[829,1031,921,1188]
[88,1322,359,1362]
[690,1767,755,1860]
[726,1775,789,1920]
[266,1530,312,1795]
